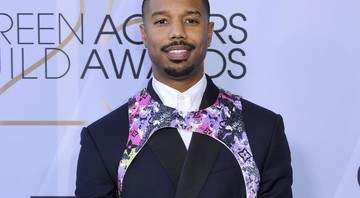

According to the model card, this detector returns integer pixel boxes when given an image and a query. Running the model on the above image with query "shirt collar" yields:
[152,75,207,111]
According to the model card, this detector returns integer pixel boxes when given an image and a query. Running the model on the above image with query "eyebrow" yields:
[185,10,202,17]
[151,10,202,19]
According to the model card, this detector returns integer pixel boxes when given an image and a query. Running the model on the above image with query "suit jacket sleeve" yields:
[257,115,293,198]
[75,127,118,198]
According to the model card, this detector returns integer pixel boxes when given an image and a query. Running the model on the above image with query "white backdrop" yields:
[0,0,359,197]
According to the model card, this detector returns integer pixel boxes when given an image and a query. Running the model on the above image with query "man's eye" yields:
[155,19,168,24]
[185,19,198,24]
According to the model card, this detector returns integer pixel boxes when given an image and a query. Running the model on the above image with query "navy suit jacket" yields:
[75,76,292,198]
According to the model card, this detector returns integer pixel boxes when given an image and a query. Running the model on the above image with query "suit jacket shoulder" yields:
[87,102,130,177]
[76,103,130,197]
[241,98,293,197]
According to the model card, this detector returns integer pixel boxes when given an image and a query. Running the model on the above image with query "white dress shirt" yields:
[152,75,207,149]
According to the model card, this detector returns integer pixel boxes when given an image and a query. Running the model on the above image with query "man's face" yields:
[141,0,214,83]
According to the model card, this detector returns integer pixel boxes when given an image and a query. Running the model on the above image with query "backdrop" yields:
[1,0,359,197]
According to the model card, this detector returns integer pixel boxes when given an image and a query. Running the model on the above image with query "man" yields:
[75,0,293,197]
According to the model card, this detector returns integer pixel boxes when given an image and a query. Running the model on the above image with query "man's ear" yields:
[207,22,214,45]
[140,24,147,47]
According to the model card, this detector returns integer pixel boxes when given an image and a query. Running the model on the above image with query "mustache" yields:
[160,41,196,52]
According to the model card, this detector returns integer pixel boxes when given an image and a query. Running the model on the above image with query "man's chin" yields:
[163,67,194,79]
[169,59,186,64]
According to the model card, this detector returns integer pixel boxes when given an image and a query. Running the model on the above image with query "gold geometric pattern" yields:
[0,0,142,126]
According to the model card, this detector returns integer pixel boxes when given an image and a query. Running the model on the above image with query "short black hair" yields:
[141,0,210,20]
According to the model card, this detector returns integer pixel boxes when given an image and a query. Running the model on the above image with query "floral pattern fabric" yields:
[118,88,260,198]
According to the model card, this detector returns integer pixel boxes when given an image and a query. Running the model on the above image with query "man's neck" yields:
[153,72,204,93]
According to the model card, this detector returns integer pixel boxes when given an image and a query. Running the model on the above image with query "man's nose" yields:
[168,21,187,40]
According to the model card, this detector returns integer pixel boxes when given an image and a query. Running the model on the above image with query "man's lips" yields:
[161,41,195,61]
[166,47,191,60]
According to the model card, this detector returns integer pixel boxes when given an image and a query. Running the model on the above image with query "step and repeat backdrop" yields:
[0,0,359,197]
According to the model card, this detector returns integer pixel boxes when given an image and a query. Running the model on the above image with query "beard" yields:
[160,41,197,78]
[163,63,195,78]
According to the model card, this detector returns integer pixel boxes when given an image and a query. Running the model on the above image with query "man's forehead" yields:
[144,0,206,16]
[150,9,202,18]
